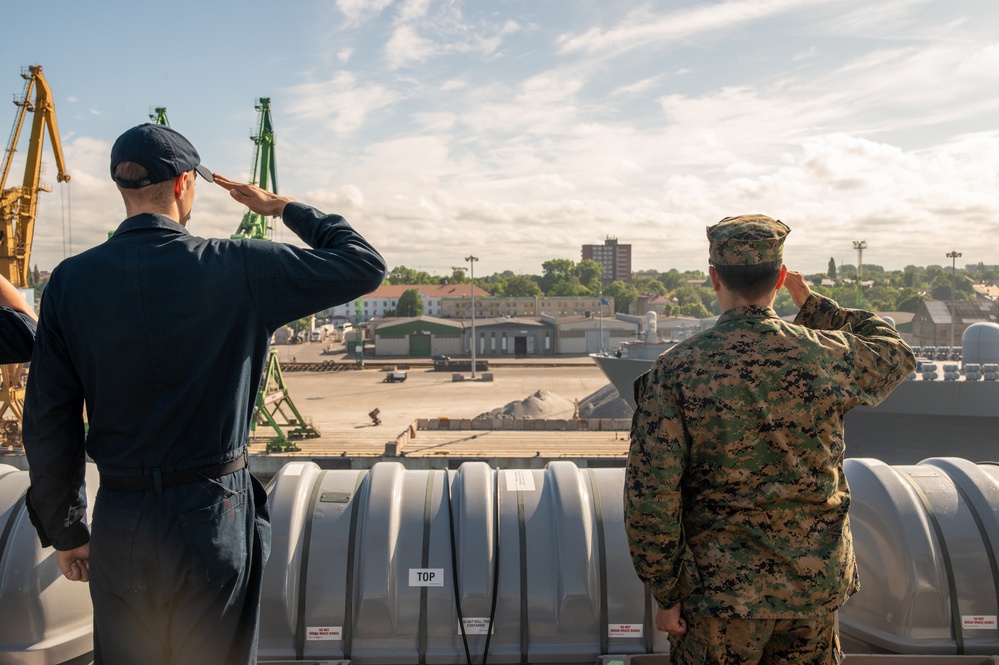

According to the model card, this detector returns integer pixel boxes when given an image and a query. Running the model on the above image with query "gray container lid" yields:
[841,458,999,655]
[0,464,97,662]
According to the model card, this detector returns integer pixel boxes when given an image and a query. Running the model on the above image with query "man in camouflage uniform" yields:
[624,215,915,664]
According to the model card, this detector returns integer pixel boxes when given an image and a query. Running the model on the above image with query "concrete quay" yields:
[2,345,627,478]
[251,345,625,477]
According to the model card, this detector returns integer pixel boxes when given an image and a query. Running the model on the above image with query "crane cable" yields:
[61,180,66,257]
[59,179,73,259]
[67,179,72,256]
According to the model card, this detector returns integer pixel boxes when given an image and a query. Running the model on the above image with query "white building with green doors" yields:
[371,317,465,357]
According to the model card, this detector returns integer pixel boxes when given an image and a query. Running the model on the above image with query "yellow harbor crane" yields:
[1,65,68,286]
[0,65,69,442]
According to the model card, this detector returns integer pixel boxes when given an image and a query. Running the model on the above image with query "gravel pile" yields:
[478,390,578,420]
[479,385,634,421]
[577,383,634,419]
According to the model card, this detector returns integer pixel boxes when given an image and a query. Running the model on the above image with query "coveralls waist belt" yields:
[99,454,247,492]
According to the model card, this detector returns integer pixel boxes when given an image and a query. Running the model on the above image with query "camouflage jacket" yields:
[624,293,915,618]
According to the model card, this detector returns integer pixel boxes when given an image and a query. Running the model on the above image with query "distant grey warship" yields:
[592,313,999,464]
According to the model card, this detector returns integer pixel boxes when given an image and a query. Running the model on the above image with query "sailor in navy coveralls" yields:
[22,124,386,664]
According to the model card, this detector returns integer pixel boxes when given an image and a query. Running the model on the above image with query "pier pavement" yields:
[0,342,625,477]
[252,343,626,475]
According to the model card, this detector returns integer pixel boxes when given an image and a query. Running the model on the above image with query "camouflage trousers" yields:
[669,613,841,665]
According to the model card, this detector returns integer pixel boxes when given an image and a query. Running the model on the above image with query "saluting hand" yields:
[784,270,812,309]
[213,174,295,218]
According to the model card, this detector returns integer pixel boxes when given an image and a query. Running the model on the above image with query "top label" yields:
[409,568,444,587]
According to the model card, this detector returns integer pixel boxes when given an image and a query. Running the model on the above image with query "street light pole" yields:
[853,240,867,307]
[853,240,867,280]
[599,292,604,353]
[947,251,962,348]
[466,255,479,379]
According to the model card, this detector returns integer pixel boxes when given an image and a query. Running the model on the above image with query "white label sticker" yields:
[506,469,536,492]
[306,626,342,641]
[608,623,644,638]
[409,568,444,587]
[461,617,494,635]
[962,615,997,630]
[284,463,306,477]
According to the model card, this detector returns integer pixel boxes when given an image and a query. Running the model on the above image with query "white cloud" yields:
[337,48,353,63]
[411,111,457,132]
[557,0,822,56]
[335,0,393,24]
[397,0,432,23]
[793,46,817,61]
[31,137,117,267]
[613,76,663,97]
[378,1,521,69]
[659,132,999,271]
[385,24,436,68]
[283,71,398,135]
[811,0,936,37]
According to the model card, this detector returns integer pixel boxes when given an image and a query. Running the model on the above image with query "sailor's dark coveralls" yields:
[0,307,36,362]
[22,203,385,664]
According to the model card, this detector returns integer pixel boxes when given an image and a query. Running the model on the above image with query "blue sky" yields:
[3,0,999,278]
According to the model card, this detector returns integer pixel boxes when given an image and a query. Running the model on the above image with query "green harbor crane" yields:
[149,107,170,126]
[234,98,319,452]
[232,98,276,241]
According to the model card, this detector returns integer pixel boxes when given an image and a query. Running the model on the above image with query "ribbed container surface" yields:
[3,458,999,663]
[0,463,97,665]
[841,457,999,656]
[258,461,664,664]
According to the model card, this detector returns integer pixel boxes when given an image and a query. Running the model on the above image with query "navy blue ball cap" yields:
[110,123,213,189]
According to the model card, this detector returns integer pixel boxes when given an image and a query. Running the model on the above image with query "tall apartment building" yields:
[582,237,632,284]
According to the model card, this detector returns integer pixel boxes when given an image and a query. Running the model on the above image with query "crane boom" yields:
[231,97,277,240]
[0,65,69,288]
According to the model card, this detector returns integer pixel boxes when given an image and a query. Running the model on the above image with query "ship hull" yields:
[592,352,999,464]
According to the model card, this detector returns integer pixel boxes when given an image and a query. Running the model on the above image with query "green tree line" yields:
[383,260,989,318]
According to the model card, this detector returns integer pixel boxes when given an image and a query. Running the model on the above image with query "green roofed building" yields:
[372,316,465,357]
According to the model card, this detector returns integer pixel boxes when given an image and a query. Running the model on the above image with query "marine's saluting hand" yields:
[784,270,812,308]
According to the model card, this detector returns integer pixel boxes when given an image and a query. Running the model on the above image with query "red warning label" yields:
[608,624,643,638]
[306,626,343,641]
[962,615,997,630]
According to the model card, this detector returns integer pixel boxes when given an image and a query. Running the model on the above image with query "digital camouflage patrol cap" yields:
[707,214,790,266]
